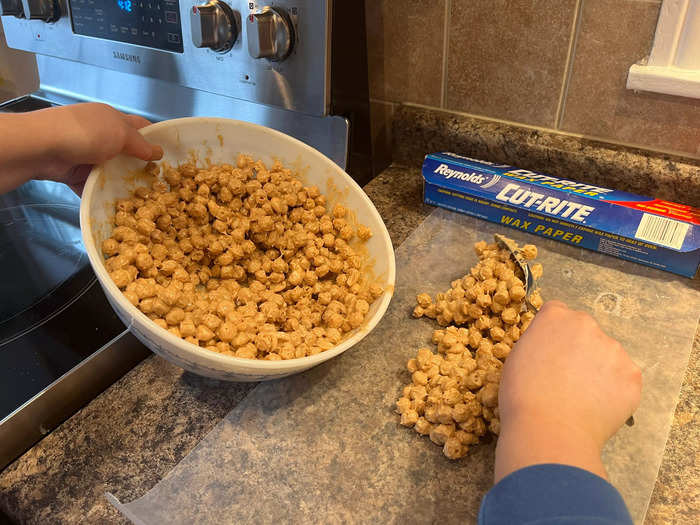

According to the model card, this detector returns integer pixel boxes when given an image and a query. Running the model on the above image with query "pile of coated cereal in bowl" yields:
[396,239,544,459]
[102,155,383,360]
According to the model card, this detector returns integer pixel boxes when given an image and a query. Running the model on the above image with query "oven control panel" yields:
[0,0,329,115]
[69,0,184,53]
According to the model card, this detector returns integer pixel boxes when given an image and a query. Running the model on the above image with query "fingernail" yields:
[152,145,164,160]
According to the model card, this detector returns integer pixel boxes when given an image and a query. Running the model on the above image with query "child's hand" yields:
[24,103,163,194]
[495,300,642,482]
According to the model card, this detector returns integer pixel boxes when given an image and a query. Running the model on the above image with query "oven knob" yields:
[247,6,295,61]
[21,0,60,22]
[0,0,24,17]
[190,1,238,53]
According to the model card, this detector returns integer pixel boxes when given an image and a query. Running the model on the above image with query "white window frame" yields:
[627,0,700,99]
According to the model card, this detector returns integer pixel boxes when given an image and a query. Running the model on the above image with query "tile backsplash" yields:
[445,0,576,128]
[366,0,700,164]
[366,0,446,107]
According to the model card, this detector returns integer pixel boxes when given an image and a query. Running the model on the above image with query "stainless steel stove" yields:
[0,0,371,469]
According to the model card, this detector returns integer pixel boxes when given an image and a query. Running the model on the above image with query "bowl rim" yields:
[79,116,396,372]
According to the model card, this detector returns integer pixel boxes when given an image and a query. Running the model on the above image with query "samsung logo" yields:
[113,51,141,63]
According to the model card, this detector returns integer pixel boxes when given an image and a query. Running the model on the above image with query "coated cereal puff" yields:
[103,156,382,360]
[397,238,544,459]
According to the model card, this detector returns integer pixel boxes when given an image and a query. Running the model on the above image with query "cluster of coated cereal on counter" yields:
[396,239,543,459]
[102,155,382,360]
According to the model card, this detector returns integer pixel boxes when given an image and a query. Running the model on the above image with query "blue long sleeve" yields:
[478,464,633,525]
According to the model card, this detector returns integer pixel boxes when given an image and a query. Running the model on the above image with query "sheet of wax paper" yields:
[109,208,700,525]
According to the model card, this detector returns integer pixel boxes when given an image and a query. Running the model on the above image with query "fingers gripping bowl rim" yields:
[79,117,396,381]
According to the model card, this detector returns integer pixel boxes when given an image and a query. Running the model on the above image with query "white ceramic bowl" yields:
[80,117,395,381]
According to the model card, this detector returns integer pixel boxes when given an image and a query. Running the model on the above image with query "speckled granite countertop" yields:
[1,106,698,523]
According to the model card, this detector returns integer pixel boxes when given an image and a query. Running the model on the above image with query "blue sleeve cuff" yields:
[478,464,633,525]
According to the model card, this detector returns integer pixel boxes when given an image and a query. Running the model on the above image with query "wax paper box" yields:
[422,152,700,278]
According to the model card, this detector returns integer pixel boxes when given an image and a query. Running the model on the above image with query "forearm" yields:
[0,112,64,193]
[495,413,607,483]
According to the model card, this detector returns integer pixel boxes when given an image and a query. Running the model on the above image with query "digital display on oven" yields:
[69,0,184,53]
